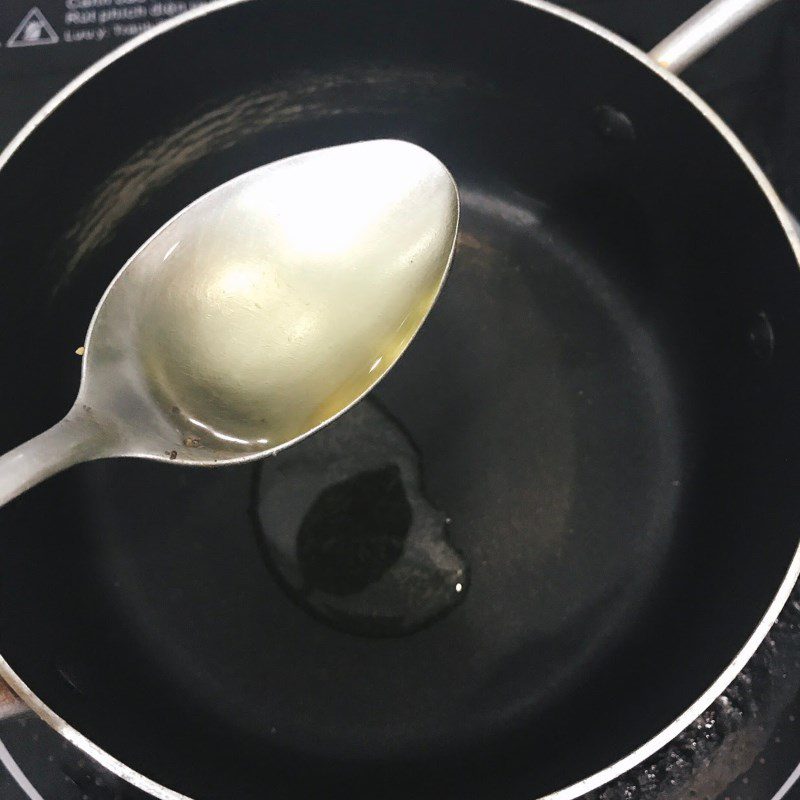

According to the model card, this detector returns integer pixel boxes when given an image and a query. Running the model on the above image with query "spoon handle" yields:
[0,411,115,509]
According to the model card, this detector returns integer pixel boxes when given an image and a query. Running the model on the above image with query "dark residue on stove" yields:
[589,590,800,799]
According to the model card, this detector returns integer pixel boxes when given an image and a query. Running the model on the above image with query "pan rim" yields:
[1,1,799,799]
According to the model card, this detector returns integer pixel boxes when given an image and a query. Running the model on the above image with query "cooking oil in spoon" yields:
[133,140,459,453]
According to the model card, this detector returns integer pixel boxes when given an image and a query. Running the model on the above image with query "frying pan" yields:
[1,0,799,798]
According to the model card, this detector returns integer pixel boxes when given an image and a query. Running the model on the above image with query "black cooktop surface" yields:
[1,2,799,799]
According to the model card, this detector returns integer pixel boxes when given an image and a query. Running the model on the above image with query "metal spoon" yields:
[0,140,459,508]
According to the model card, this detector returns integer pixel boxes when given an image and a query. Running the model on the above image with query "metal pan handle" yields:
[650,0,800,235]
[650,0,782,74]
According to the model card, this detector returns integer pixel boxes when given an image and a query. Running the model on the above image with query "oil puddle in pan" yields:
[251,398,468,637]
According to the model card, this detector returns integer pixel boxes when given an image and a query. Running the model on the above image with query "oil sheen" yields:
[254,399,468,636]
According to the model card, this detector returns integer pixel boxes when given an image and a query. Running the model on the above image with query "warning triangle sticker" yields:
[7,7,59,48]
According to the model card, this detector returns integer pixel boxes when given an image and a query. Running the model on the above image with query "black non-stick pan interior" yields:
[1,1,800,798]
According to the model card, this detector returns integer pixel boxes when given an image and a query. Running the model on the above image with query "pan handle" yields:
[0,677,25,721]
[649,0,781,74]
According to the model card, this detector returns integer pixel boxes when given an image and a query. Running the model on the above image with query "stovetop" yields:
[1,1,799,798]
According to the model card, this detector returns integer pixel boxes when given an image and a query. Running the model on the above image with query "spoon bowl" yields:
[0,140,458,504]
